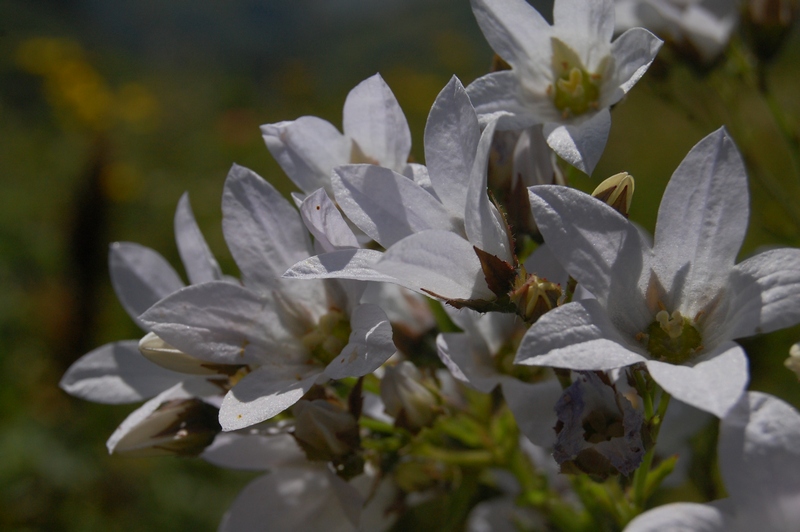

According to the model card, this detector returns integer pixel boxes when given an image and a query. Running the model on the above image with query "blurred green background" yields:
[1,0,799,530]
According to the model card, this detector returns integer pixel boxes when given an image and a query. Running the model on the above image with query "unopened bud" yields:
[509,268,562,322]
[381,361,437,432]
[109,398,221,457]
[592,172,634,217]
[785,342,800,379]
[745,0,798,61]
[139,332,225,375]
[292,399,360,462]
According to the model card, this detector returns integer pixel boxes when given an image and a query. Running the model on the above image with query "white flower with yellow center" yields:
[517,128,800,417]
[467,0,662,174]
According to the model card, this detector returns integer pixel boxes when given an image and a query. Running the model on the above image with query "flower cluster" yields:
[60,0,800,530]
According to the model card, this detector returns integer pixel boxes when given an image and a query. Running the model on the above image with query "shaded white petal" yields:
[610,28,663,100]
[624,502,727,532]
[343,73,411,171]
[376,230,494,301]
[300,188,359,253]
[437,332,498,394]
[222,164,314,292]
[140,281,305,366]
[467,71,544,129]
[332,164,455,248]
[174,192,223,284]
[501,377,563,448]
[646,343,748,418]
[261,116,350,194]
[324,304,395,380]
[424,76,481,218]
[528,185,652,334]
[470,0,552,67]
[653,128,748,306]
[109,242,184,327]
[218,467,355,532]
[220,368,320,431]
[516,300,646,370]
[284,249,398,284]
[60,341,186,404]
[466,119,514,262]
[202,432,306,471]
[543,108,611,175]
[728,248,800,337]
[553,0,615,43]
[719,392,800,527]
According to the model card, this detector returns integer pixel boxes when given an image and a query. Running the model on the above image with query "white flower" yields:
[139,165,396,431]
[517,128,800,417]
[203,432,397,532]
[466,0,662,174]
[60,193,226,404]
[615,0,739,63]
[262,73,417,198]
[625,391,800,531]
[785,342,800,379]
[285,77,515,306]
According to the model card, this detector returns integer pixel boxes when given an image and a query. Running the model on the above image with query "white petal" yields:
[376,230,494,301]
[516,300,646,370]
[553,0,614,44]
[728,248,800,337]
[218,467,355,532]
[653,128,748,305]
[466,119,514,263]
[646,343,748,418]
[109,242,184,327]
[202,433,306,471]
[467,71,544,129]
[625,502,727,532]
[174,192,223,284]
[140,281,305,366]
[610,28,662,100]
[501,377,563,448]
[543,108,611,175]
[470,0,552,67]
[718,392,800,527]
[284,249,398,284]
[528,185,652,334]
[424,76,481,218]
[324,304,395,380]
[222,164,314,293]
[300,188,359,252]
[220,368,320,431]
[343,73,411,172]
[261,116,350,194]
[60,341,186,404]
[332,164,456,248]
[436,332,498,394]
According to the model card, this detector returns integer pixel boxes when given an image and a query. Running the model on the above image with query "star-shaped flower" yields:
[466,0,662,174]
[516,128,800,417]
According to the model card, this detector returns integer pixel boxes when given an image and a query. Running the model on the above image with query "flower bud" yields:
[785,342,800,379]
[744,0,798,62]
[139,332,226,375]
[292,399,360,462]
[109,398,221,457]
[381,361,437,432]
[592,172,634,217]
